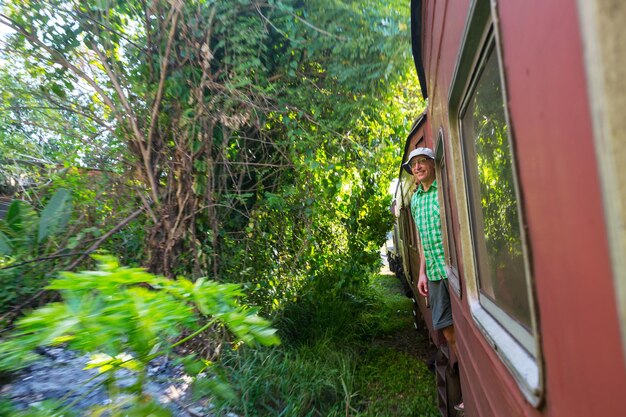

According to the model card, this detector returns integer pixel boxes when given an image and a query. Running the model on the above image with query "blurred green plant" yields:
[0,188,72,257]
[0,255,280,416]
[0,188,72,315]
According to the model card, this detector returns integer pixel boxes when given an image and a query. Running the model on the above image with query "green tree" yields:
[0,0,422,309]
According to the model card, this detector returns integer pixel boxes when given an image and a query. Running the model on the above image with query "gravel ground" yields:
[0,347,226,416]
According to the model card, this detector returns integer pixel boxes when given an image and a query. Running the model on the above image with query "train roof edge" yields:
[410,0,428,99]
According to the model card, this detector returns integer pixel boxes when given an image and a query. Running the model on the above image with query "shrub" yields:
[0,255,280,416]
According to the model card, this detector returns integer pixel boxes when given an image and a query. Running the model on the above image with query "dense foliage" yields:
[0,188,72,311]
[0,1,432,413]
[0,0,421,317]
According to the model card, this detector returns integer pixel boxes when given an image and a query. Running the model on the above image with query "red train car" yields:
[393,0,626,415]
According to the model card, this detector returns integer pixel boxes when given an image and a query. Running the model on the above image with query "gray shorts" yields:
[428,279,453,330]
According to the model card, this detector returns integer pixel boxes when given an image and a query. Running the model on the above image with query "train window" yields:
[448,3,542,405]
[434,131,461,298]
[460,40,533,337]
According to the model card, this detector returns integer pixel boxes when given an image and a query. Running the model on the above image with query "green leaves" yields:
[0,1,426,413]
[49,82,67,99]
[0,231,12,255]
[1,0,422,339]
[4,199,37,237]
[0,255,280,415]
[0,188,73,258]
[85,352,142,373]
[1,255,280,369]
[38,188,72,243]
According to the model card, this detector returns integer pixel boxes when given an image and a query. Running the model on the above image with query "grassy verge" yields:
[211,273,438,416]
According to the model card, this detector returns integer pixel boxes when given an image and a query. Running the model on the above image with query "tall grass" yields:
[215,341,356,417]
[210,274,438,417]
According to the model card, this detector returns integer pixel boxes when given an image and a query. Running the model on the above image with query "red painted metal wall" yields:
[418,0,626,416]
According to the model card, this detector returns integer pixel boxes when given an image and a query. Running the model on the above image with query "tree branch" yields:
[65,207,145,271]
[147,2,181,152]
[0,14,124,135]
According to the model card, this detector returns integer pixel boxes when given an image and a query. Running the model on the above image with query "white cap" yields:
[402,147,434,174]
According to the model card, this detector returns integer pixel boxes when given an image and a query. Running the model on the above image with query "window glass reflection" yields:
[461,46,531,330]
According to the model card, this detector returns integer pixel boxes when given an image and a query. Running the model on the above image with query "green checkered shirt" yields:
[411,180,447,281]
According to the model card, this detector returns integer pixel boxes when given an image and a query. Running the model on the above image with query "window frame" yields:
[434,130,461,298]
[459,38,535,354]
[447,0,543,406]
